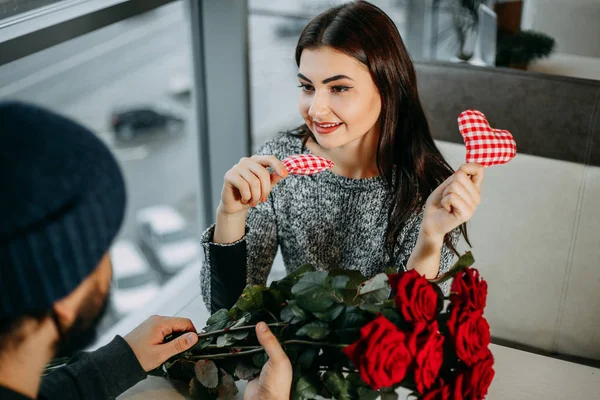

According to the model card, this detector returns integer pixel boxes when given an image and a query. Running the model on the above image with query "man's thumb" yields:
[170,332,198,355]
[256,322,286,363]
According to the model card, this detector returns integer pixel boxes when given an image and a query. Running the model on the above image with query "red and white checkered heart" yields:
[458,110,517,167]
[282,154,334,175]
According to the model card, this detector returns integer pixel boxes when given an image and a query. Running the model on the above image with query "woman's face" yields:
[298,46,382,149]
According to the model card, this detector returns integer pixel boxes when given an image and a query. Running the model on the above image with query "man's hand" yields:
[245,322,293,400]
[124,315,199,372]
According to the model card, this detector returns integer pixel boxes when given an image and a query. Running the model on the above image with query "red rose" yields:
[468,354,495,399]
[409,322,445,394]
[422,377,465,400]
[452,374,465,400]
[388,270,441,323]
[343,315,412,390]
[454,352,495,400]
[448,308,491,367]
[421,382,452,400]
[450,268,487,311]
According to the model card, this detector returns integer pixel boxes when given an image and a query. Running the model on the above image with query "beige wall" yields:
[522,0,600,58]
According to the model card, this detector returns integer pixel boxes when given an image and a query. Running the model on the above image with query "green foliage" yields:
[160,255,479,399]
[496,30,556,67]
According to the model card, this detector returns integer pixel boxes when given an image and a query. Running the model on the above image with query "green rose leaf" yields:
[229,313,251,340]
[335,306,371,343]
[273,264,316,297]
[331,275,350,290]
[204,309,231,332]
[432,251,475,284]
[346,372,362,386]
[296,320,330,340]
[384,266,398,275]
[206,308,230,325]
[345,373,378,399]
[323,371,346,396]
[313,303,345,322]
[358,301,383,314]
[358,273,391,303]
[281,299,309,324]
[295,376,319,399]
[230,331,249,340]
[252,352,268,369]
[189,337,212,353]
[194,360,218,388]
[235,363,260,380]
[292,272,336,313]
[330,275,355,304]
[292,271,329,293]
[281,305,298,324]
[217,371,239,399]
[356,386,379,400]
[285,264,315,280]
[294,286,336,313]
[164,359,196,382]
[323,371,359,400]
[236,285,267,312]
[189,378,217,400]
[289,300,308,317]
[380,307,405,328]
[216,334,234,347]
[217,314,251,346]
[264,287,286,313]
[329,269,367,289]
[296,348,318,370]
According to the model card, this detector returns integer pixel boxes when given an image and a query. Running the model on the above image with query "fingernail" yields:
[261,197,266,203]
[280,170,288,177]
[186,333,196,345]
[257,322,268,332]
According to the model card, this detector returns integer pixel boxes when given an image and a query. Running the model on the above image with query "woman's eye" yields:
[298,84,314,92]
[332,86,351,93]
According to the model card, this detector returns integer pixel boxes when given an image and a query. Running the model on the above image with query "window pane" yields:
[248,0,407,149]
[0,1,201,337]
[0,0,71,21]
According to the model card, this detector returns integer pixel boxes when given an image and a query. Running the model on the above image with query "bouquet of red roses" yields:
[156,252,494,400]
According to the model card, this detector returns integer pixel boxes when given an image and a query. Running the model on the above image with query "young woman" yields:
[200,1,483,313]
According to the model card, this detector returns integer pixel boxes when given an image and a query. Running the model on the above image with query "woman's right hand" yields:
[218,155,288,216]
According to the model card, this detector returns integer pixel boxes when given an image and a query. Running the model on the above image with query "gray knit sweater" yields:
[200,133,457,312]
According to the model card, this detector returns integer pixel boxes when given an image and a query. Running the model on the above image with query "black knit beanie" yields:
[0,101,126,318]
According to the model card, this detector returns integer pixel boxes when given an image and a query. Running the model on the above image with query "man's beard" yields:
[53,290,110,359]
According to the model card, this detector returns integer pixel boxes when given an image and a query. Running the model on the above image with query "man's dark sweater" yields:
[0,336,146,400]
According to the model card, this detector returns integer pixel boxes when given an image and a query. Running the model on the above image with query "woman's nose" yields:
[308,91,329,118]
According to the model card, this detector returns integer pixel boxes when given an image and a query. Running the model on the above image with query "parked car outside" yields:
[110,104,185,141]
[136,205,200,275]
[109,240,161,317]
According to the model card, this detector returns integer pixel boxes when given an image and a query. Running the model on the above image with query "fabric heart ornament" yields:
[282,154,334,175]
[458,110,517,167]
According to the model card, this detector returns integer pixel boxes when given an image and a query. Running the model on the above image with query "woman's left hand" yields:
[421,163,484,241]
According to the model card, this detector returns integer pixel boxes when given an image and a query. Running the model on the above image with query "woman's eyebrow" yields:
[297,73,354,84]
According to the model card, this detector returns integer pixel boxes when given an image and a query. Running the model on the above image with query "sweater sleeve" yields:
[199,224,248,314]
[39,336,146,400]
[394,210,460,294]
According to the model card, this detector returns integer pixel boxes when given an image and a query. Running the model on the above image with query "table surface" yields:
[117,293,600,400]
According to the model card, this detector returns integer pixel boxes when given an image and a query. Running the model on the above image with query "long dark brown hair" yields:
[293,1,470,259]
